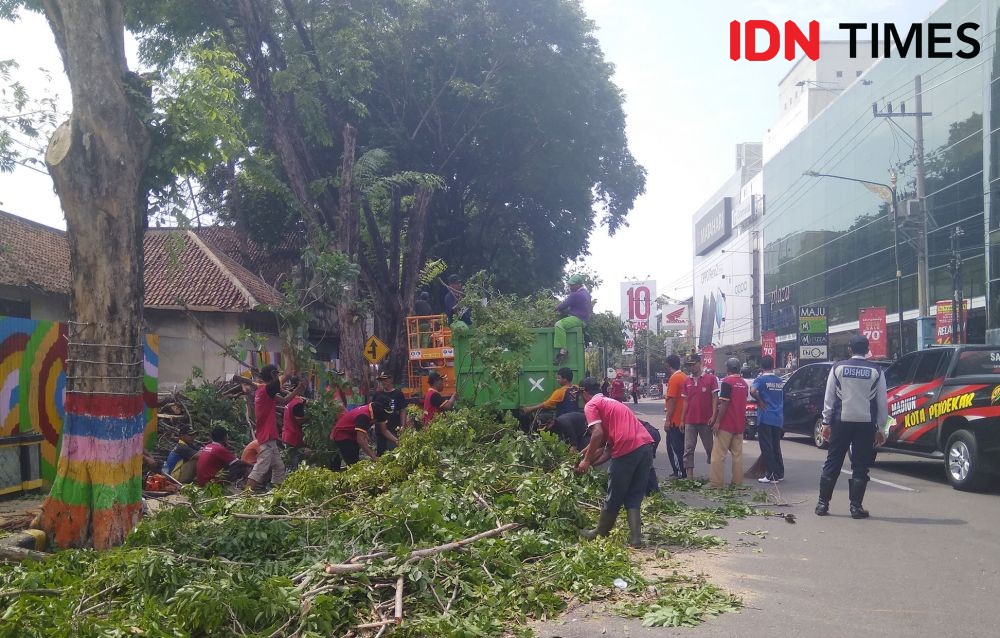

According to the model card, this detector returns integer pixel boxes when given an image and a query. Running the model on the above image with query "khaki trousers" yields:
[709,429,743,488]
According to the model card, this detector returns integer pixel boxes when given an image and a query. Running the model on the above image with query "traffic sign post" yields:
[364,335,390,364]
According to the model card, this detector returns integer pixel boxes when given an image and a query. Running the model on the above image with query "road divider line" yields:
[841,469,916,492]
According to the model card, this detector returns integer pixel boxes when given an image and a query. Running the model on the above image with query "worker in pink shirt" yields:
[575,377,655,547]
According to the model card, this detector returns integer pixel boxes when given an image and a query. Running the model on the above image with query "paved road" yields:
[535,399,1000,638]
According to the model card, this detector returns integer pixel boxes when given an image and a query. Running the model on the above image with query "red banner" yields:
[761,331,777,361]
[935,300,969,344]
[859,307,887,359]
[701,345,715,372]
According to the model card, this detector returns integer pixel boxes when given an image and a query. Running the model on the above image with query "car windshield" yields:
[952,349,1000,376]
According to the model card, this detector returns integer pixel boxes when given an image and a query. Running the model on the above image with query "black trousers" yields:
[606,443,655,513]
[757,424,784,480]
[335,439,361,470]
[822,421,875,482]
[665,426,685,474]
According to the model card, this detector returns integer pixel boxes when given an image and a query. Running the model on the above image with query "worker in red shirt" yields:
[195,426,250,487]
[423,371,456,427]
[282,377,309,471]
[576,377,655,547]
[609,373,626,402]
[247,364,304,491]
[330,399,389,469]
[708,358,749,488]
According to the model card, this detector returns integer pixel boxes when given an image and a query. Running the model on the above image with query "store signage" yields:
[766,285,791,304]
[731,194,757,227]
[859,307,887,359]
[935,299,969,344]
[701,345,715,372]
[695,198,731,255]
[761,331,777,360]
[798,305,828,362]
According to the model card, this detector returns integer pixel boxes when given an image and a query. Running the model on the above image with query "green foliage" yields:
[301,386,347,468]
[0,57,60,174]
[0,407,749,636]
[616,577,742,628]
[457,273,562,396]
[180,372,249,447]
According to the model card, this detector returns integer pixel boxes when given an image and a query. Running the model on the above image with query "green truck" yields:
[452,326,586,409]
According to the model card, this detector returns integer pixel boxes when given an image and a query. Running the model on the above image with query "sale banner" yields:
[701,345,715,372]
[761,331,777,361]
[859,307,887,359]
[935,299,969,344]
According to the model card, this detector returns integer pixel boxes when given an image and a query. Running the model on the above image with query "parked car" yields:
[744,360,890,448]
[881,345,1000,491]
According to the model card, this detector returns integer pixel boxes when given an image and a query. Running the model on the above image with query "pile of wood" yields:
[152,377,255,465]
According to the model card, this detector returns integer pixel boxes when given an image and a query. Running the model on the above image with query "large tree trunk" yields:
[38,0,151,549]
[336,124,367,388]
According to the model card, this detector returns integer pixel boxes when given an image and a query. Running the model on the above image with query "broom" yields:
[743,453,767,479]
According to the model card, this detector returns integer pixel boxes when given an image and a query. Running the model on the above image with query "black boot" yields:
[815,476,836,516]
[580,508,618,540]
[626,509,642,547]
[849,479,870,519]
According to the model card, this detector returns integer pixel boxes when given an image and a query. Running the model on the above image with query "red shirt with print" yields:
[682,373,718,424]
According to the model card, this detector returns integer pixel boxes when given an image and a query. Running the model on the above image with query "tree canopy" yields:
[126,0,645,295]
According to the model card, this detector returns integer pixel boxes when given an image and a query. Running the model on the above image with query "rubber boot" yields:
[580,508,618,540]
[815,476,836,516]
[849,479,870,519]
[626,509,642,548]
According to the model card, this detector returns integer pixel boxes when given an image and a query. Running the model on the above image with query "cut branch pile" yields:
[0,407,748,636]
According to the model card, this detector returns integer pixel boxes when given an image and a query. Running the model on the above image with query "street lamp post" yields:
[803,171,904,356]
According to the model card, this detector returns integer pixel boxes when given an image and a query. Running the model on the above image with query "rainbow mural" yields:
[0,317,158,483]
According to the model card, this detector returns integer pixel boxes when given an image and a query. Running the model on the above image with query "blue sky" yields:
[0,1,945,311]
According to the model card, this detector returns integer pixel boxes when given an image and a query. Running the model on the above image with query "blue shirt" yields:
[752,373,785,428]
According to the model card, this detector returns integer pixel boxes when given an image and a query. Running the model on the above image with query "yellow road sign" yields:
[363,335,390,364]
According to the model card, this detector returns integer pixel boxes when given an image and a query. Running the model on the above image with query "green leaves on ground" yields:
[0,408,748,636]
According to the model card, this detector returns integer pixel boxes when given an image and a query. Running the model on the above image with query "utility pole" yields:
[873,74,932,318]
[949,227,965,344]
[914,75,930,317]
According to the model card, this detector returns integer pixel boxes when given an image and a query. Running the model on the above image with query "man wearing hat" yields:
[681,353,717,478]
[553,274,592,365]
[372,372,406,454]
[423,370,457,427]
[815,334,888,519]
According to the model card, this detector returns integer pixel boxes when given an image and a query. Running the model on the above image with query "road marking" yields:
[841,469,916,491]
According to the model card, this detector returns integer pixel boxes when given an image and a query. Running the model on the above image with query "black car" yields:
[745,360,891,447]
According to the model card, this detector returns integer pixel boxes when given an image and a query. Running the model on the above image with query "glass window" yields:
[807,364,832,389]
[885,353,918,388]
[836,70,843,78]
[784,369,806,391]
[953,349,1000,376]
[911,351,947,383]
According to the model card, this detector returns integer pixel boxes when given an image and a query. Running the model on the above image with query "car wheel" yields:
[945,430,988,491]
[813,417,828,449]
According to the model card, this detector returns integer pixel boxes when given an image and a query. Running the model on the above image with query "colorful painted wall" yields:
[0,317,158,483]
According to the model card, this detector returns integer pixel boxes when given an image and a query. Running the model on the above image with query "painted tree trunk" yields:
[38,0,151,549]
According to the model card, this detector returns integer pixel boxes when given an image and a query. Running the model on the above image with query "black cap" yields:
[849,333,870,354]
[376,372,390,380]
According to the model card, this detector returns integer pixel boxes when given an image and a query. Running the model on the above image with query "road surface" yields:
[534,399,1000,638]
